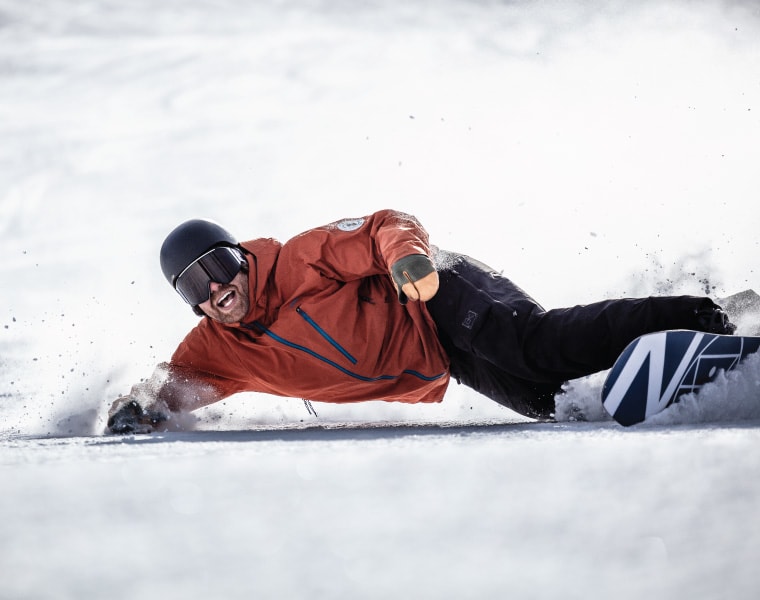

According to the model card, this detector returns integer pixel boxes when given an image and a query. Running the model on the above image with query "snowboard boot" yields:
[695,306,737,335]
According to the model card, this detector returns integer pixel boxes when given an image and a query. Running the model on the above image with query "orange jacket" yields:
[163,210,451,411]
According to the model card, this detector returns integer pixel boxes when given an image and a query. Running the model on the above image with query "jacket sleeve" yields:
[106,360,227,423]
[279,209,434,288]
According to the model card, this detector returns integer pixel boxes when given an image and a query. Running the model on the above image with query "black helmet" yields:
[160,219,238,287]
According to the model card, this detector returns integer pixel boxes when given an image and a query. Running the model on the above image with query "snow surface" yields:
[1,0,760,598]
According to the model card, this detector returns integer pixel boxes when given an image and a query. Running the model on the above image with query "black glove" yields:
[107,399,168,434]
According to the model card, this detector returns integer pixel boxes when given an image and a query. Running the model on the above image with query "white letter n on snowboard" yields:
[604,332,705,419]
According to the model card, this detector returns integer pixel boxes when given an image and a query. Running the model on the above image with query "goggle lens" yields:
[175,246,245,306]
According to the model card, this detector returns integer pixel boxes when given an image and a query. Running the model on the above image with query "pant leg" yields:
[427,250,721,418]
[437,341,561,419]
[520,295,721,381]
[427,251,562,418]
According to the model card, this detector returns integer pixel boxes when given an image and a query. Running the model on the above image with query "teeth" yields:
[218,291,233,308]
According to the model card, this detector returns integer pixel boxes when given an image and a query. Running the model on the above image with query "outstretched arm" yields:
[106,363,224,434]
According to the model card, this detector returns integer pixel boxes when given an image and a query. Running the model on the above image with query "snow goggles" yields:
[175,246,245,306]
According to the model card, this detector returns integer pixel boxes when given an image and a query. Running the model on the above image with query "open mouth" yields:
[216,290,236,309]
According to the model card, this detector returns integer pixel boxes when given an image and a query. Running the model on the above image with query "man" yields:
[107,209,735,433]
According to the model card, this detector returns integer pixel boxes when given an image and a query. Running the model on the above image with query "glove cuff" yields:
[390,254,436,304]
[391,254,435,286]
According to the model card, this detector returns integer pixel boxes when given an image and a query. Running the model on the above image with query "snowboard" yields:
[601,330,760,426]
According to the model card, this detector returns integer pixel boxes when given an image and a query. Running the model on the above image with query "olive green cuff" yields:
[390,254,436,304]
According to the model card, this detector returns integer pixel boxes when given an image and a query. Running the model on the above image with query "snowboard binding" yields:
[696,307,736,335]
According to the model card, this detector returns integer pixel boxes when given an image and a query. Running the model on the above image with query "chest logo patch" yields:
[336,218,365,232]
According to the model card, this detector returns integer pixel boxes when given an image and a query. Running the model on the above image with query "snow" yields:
[1,0,760,598]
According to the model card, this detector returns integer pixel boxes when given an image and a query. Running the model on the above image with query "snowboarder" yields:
[107,209,736,433]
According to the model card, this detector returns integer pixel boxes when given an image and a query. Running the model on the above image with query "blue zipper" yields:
[245,321,445,384]
[296,307,357,364]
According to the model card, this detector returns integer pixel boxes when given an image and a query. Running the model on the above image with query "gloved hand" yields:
[391,254,439,304]
[107,397,168,434]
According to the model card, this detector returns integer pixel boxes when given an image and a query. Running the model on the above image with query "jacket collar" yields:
[237,238,282,326]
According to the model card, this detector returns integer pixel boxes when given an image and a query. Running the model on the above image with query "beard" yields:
[198,271,251,324]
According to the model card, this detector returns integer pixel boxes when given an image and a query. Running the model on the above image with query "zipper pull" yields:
[303,399,318,417]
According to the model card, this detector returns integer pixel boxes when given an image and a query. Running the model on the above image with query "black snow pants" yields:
[425,251,721,420]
